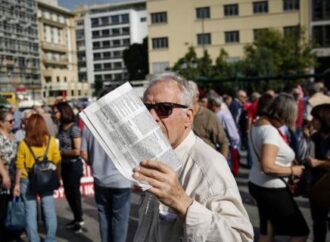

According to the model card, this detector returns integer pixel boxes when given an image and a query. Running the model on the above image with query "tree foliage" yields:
[171,27,317,93]
[123,37,149,80]
[243,28,316,77]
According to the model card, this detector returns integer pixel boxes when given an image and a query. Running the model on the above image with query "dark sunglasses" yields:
[144,102,188,117]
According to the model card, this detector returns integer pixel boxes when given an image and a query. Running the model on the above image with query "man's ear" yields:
[184,108,194,128]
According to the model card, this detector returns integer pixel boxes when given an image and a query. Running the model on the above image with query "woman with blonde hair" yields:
[14,113,61,242]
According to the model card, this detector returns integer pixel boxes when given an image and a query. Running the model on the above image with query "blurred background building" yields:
[147,0,310,74]
[0,0,40,102]
[74,0,147,93]
[37,0,89,105]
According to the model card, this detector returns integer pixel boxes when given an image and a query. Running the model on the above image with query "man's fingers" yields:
[134,165,167,182]
[140,160,172,173]
[133,171,163,189]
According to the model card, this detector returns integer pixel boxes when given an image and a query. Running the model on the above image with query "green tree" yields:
[172,46,200,80]
[242,28,316,77]
[123,37,149,80]
[198,50,213,78]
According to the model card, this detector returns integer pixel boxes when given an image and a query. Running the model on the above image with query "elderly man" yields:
[133,73,253,241]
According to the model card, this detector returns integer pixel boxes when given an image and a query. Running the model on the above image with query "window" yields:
[197,33,211,45]
[93,42,100,49]
[151,12,167,24]
[45,76,51,83]
[196,7,210,19]
[224,4,239,16]
[121,14,129,23]
[103,52,111,59]
[104,74,112,80]
[113,39,120,46]
[91,18,98,27]
[312,0,330,21]
[93,53,101,60]
[101,17,109,25]
[152,37,168,49]
[114,62,122,69]
[102,29,109,36]
[313,25,330,47]
[253,1,268,14]
[103,40,110,48]
[152,62,169,74]
[140,17,146,22]
[113,51,121,57]
[76,30,84,39]
[94,64,101,71]
[123,39,130,46]
[283,26,299,37]
[104,63,111,69]
[283,0,299,11]
[122,27,129,35]
[225,31,239,43]
[92,31,99,38]
[112,28,120,36]
[111,15,119,24]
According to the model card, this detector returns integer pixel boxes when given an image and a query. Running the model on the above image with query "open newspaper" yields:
[80,82,181,189]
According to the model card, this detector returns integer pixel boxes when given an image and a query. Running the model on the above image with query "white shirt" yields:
[249,124,295,188]
[158,131,253,242]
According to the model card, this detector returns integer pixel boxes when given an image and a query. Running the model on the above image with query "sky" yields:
[58,0,124,10]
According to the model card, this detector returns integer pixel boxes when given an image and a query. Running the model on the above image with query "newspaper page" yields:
[80,82,182,189]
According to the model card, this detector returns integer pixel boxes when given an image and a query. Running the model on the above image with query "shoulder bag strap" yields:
[23,139,38,162]
[23,139,38,171]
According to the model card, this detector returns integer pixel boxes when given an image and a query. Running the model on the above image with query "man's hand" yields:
[133,160,193,218]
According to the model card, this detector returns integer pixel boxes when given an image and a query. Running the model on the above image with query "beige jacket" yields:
[158,131,254,242]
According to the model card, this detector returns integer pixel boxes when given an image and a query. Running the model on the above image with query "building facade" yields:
[147,0,309,74]
[37,0,89,105]
[0,0,41,101]
[310,0,330,75]
[74,0,147,92]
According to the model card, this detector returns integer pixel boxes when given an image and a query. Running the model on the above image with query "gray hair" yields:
[266,93,297,128]
[145,72,194,108]
[188,80,199,99]
[208,95,222,108]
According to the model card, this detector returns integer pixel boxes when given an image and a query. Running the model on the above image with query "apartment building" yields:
[311,0,330,75]
[37,0,89,104]
[147,0,309,74]
[74,0,147,91]
[0,0,41,100]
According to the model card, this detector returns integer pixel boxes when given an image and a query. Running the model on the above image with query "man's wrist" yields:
[177,195,193,218]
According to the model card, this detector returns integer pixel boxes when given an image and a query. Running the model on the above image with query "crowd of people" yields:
[0,73,329,242]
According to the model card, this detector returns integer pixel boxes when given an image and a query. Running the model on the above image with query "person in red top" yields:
[292,87,305,138]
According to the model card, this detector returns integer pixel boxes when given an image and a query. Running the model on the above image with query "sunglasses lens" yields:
[145,103,172,117]
[156,103,172,117]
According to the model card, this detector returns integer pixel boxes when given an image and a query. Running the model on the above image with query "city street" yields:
[33,166,329,242]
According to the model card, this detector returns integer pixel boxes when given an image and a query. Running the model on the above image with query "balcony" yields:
[42,58,68,66]
[41,41,67,53]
